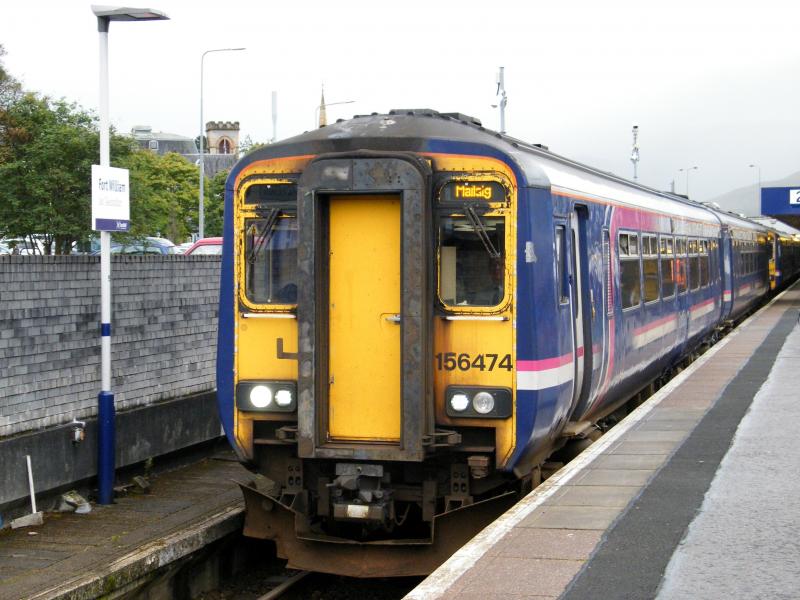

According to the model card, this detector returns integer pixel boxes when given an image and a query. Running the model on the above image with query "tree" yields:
[117,150,201,243]
[0,92,133,254]
[204,167,229,237]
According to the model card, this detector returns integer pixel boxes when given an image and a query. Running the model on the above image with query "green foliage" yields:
[0,91,133,254]
[0,50,205,252]
[204,168,229,237]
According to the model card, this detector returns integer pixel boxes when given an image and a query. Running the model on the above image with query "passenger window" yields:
[555,226,568,304]
[643,234,659,303]
[244,215,298,304]
[689,238,701,291]
[661,236,675,298]
[438,215,505,307]
[676,237,688,294]
[699,240,709,287]
[619,232,641,309]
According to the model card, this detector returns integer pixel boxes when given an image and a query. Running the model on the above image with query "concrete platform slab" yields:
[0,454,248,600]
[407,283,800,600]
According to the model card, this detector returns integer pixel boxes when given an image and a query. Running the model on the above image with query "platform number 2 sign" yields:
[790,189,800,205]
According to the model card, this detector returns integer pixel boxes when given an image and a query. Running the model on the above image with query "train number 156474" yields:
[434,352,512,372]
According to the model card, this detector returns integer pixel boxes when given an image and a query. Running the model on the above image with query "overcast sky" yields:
[2,0,798,206]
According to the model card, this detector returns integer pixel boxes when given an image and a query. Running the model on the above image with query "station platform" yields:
[408,283,800,600]
[0,451,248,600]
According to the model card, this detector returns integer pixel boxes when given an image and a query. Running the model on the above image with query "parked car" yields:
[185,237,223,256]
[174,242,194,255]
[92,237,176,255]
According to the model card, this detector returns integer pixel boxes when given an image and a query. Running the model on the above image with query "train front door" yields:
[328,194,402,442]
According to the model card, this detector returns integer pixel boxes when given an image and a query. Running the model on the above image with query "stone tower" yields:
[205,121,240,156]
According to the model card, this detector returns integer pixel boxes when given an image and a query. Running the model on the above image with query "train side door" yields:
[569,210,593,414]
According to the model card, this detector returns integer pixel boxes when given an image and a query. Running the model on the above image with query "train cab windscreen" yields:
[244,214,298,304]
[437,180,507,308]
[242,183,298,305]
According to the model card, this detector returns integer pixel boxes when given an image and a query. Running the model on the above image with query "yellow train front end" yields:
[224,139,521,576]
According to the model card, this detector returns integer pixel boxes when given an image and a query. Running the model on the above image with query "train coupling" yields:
[328,463,393,524]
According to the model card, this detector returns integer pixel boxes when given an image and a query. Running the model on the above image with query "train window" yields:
[676,237,688,294]
[555,226,569,304]
[699,240,709,287]
[244,214,298,304]
[660,236,676,298]
[619,232,641,310]
[689,238,700,290]
[438,215,505,307]
[643,234,659,303]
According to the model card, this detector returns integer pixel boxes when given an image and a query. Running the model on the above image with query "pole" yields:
[271,91,278,143]
[631,125,640,181]
[97,15,115,506]
[497,67,507,134]
[313,100,355,128]
[198,48,245,239]
[750,164,761,210]
[199,52,206,240]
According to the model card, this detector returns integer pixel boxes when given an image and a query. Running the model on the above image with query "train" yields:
[215,109,800,577]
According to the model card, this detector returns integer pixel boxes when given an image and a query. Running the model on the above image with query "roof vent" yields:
[440,112,482,126]
[388,108,440,118]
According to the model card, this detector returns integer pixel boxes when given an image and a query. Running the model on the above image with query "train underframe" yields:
[239,434,529,577]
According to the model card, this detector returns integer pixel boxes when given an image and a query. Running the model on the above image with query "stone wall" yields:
[0,255,221,438]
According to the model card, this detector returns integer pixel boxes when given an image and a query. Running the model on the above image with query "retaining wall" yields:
[0,255,222,510]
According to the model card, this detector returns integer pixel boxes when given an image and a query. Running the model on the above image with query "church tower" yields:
[205,121,240,156]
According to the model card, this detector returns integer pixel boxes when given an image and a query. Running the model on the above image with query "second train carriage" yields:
[217,109,778,576]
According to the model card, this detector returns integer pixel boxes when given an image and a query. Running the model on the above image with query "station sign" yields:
[761,186,800,217]
[91,165,130,231]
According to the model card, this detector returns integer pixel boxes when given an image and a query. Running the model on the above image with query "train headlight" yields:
[450,393,470,412]
[445,387,512,418]
[249,385,272,408]
[237,381,296,413]
[275,388,293,407]
[472,391,495,414]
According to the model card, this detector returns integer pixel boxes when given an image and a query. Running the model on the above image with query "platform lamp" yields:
[92,4,169,505]
[749,164,761,209]
[679,166,699,198]
[199,47,245,240]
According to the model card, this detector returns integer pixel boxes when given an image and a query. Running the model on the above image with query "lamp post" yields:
[92,4,169,505]
[314,100,355,128]
[199,47,245,240]
[679,166,699,197]
[749,164,761,210]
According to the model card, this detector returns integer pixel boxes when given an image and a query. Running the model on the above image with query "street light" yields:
[749,164,761,209]
[92,4,169,505]
[314,100,355,128]
[199,47,245,239]
[679,166,699,197]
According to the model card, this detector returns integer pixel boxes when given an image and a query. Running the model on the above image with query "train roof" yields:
[751,216,800,239]
[239,110,756,229]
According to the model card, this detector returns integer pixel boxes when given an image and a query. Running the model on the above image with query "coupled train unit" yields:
[216,110,800,577]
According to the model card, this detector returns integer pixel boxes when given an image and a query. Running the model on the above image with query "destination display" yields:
[439,180,506,203]
[244,182,297,205]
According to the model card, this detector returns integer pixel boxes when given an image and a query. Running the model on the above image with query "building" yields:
[130,122,240,178]
[205,121,240,155]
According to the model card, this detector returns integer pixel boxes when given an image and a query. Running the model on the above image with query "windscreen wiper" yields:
[464,205,501,261]
[247,208,281,264]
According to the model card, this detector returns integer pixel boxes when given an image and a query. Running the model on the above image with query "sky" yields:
[2,0,798,208]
